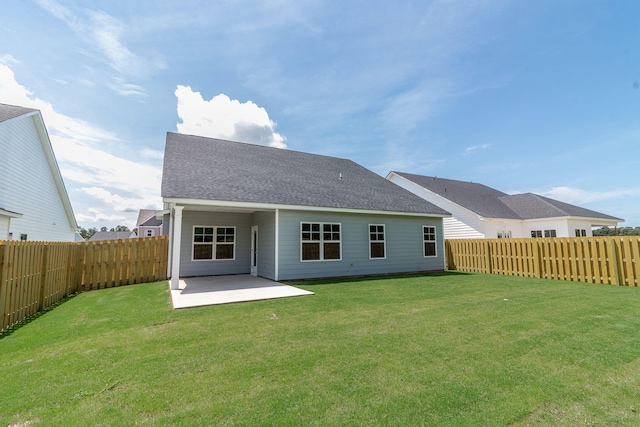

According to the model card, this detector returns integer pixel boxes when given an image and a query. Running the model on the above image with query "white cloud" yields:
[77,187,159,212]
[35,0,164,80]
[0,53,19,65]
[75,210,128,225]
[140,148,164,160]
[0,63,162,226]
[107,78,148,98]
[175,85,287,148]
[462,144,491,156]
[539,186,640,205]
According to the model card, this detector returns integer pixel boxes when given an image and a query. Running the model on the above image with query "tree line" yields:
[78,225,136,240]
[592,226,640,236]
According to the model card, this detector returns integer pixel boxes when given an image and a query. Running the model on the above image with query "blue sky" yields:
[1,0,639,229]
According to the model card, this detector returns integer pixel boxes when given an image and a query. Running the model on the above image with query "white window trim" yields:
[423,226,437,258]
[300,222,342,262]
[192,225,236,261]
[369,224,386,260]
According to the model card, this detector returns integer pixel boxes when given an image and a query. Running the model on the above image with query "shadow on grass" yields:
[284,270,472,286]
[0,293,77,340]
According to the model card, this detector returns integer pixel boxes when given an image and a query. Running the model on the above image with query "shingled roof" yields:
[499,193,622,221]
[0,103,36,123]
[393,172,622,221]
[162,132,449,216]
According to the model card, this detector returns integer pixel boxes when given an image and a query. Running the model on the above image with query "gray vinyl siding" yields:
[179,211,252,277]
[253,211,276,280]
[277,210,445,280]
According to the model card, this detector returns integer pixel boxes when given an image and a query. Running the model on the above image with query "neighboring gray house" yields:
[0,103,78,241]
[89,231,137,241]
[136,209,163,237]
[387,172,623,239]
[161,132,450,289]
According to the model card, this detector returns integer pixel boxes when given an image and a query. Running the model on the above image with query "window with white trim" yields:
[575,229,586,237]
[423,226,437,257]
[193,226,235,260]
[531,230,543,238]
[369,224,385,259]
[497,231,512,238]
[146,229,153,237]
[544,229,557,238]
[301,222,341,261]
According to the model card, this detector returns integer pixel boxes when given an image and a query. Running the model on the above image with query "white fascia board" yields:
[0,208,23,218]
[521,216,621,225]
[162,197,450,218]
[156,209,170,219]
[31,112,79,230]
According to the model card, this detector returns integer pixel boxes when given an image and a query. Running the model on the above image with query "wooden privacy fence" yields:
[445,236,639,287]
[0,236,169,332]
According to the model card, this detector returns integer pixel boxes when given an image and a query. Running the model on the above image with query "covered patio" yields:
[169,274,314,309]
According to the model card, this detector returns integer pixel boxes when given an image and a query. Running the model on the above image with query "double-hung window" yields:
[301,222,341,261]
[193,226,235,260]
[575,229,587,237]
[423,226,437,257]
[544,229,557,238]
[531,230,543,238]
[369,225,385,259]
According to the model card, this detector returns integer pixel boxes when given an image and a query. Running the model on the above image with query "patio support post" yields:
[170,205,184,290]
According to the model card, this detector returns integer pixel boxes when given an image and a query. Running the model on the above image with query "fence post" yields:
[609,238,624,286]
[485,240,492,274]
[534,241,542,278]
[0,244,8,330]
[37,245,49,312]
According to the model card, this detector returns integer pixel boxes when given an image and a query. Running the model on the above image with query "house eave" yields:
[0,208,23,218]
[520,216,622,224]
[163,197,450,218]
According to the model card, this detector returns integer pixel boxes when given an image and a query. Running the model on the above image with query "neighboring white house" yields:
[0,103,78,241]
[136,209,163,237]
[387,172,623,239]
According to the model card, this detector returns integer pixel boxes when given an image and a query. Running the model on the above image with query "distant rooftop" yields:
[393,172,622,221]
[0,103,36,123]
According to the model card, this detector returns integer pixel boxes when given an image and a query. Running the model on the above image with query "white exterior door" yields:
[250,225,258,276]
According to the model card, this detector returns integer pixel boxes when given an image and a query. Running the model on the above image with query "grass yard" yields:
[1,272,640,426]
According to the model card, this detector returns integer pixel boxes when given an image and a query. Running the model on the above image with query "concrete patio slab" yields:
[170,275,314,309]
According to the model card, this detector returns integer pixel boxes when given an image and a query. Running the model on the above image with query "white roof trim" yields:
[0,208,23,218]
[521,216,621,225]
[156,209,170,219]
[30,112,78,230]
[163,197,450,218]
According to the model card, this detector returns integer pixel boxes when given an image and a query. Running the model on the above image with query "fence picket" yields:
[446,236,639,288]
[0,237,168,332]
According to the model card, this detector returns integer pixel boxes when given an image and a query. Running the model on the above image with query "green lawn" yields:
[1,272,640,426]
